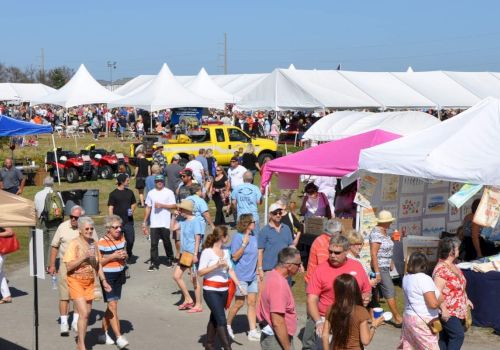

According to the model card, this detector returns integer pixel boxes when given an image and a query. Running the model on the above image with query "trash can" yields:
[61,190,85,215]
[82,189,100,215]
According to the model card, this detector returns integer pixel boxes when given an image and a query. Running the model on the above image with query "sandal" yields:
[0,298,12,304]
[178,302,194,310]
[186,307,203,313]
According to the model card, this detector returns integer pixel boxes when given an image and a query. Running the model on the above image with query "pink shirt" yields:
[257,269,297,336]
[304,234,331,283]
[306,258,371,317]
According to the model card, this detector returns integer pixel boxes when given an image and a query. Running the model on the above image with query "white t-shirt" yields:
[185,160,205,181]
[228,165,247,188]
[198,248,232,291]
[402,273,440,319]
[145,188,176,228]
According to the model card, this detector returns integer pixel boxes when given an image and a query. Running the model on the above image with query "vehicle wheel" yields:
[258,152,274,165]
[88,168,98,181]
[125,165,132,176]
[179,157,189,167]
[66,167,79,183]
[50,168,60,181]
[100,165,113,179]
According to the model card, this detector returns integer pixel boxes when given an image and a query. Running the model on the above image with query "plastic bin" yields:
[82,189,100,215]
[61,190,84,215]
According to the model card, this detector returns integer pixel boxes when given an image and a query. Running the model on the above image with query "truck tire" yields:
[100,165,113,179]
[88,168,98,181]
[258,152,274,165]
[66,167,79,183]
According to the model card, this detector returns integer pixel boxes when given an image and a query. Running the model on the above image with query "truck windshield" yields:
[228,128,250,142]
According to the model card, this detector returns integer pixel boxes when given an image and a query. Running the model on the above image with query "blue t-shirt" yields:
[258,224,293,271]
[179,216,204,254]
[187,194,208,232]
[144,174,156,197]
[231,183,262,218]
[195,155,209,171]
[230,232,258,282]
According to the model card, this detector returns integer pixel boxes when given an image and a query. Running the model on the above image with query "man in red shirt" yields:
[303,235,371,350]
[304,219,342,285]
[258,247,301,350]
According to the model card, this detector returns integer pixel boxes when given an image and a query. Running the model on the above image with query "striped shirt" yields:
[98,235,126,273]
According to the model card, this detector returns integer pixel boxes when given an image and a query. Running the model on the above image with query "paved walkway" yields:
[1,224,498,349]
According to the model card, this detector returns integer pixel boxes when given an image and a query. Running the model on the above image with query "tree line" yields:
[0,63,74,89]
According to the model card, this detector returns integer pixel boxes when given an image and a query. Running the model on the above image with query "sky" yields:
[2,0,500,81]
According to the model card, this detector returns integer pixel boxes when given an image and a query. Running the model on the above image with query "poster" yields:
[473,187,500,228]
[358,174,379,198]
[403,235,440,262]
[399,221,422,237]
[360,207,378,238]
[446,221,461,233]
[399,195,423,218]
[401,176,425,194]
[381,174,399,202]
[450,182,462,195]
[426,193,448,215]
[422,217,446,237]
[449,204,461,222]
[449,184,483,209]
[427,180,447,190]
[354,192,371,208]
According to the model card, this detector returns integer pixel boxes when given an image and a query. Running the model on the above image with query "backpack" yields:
[43,191,64,222]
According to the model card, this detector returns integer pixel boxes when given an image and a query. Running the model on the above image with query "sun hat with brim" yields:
[377,210,395,223]
[178,199,194,213]
[153,142,164,148]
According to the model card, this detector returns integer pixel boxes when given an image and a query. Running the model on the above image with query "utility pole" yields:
[40,48,45,83]
[107,61,117,90]
[217,33,228,74]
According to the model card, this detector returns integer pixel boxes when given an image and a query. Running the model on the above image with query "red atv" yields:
[46,148,98,183]
[81,146,131,179]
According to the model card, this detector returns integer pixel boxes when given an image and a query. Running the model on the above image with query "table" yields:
[462,269,500,334]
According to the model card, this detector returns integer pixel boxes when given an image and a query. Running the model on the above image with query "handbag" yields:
[0,233,20,255]
[405,288,443,335]
[464,305,473,331]
[179,252,194,267]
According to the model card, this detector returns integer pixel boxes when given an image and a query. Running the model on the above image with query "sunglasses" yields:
[70,215,80,220]
[329,250,345,255]
[271,210,283,216]
[216,169,222,172]
[111,225,122,230]
[84,227,94,231]
[287,262,301,267]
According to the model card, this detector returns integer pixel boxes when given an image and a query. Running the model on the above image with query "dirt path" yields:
[1,223,498,349]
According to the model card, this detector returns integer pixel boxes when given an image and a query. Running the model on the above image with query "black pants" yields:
[203,289,228,327]
[122,221,135,257]
[150,227,174,265]
[212,192,225,225]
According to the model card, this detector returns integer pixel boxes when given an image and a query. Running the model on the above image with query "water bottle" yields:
[191,264,197,278]
[51,275,58,290]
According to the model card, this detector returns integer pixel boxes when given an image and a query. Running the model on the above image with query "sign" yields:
[402,235,440,263]
[170,108,203,125]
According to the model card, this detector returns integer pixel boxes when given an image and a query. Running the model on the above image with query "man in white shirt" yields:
[227,156,247,189]
[143,175,177,271]
[185,154,205,184]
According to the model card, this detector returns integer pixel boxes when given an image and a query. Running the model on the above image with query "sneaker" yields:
[247,329,261,341]
[166,260,173,268]
[116,335,129,349]
[71,322,78,333]
[147,264,158,272]
[227,325,235,340]
[97,332,115,345]
[60,323,69,336]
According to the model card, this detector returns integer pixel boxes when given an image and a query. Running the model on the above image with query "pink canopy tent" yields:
[261,129,401,188]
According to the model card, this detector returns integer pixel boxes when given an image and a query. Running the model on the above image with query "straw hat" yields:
[376,210,395,223]
[178,199,194,213]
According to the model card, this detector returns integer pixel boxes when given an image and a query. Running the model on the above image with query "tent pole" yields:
[32,227,39,350]
[264,184,269,224]
[51,134,61,185]
[355,204,361,231]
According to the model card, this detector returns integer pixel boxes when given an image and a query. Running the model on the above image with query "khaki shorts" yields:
[58,262,70,300]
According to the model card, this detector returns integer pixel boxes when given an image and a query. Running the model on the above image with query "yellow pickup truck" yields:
[130,125,280,166]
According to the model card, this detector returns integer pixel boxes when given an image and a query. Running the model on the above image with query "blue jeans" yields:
[203,289,228,327]
[439,316,465,350]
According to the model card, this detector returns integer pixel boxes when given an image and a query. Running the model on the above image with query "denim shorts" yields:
[235,278,258,297]
[102,271,123,302]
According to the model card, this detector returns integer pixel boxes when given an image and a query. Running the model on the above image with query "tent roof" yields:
[359,97,500,186]
[110,63,220,111]
[114,75,155,96]
[0,115,52,136]
[443,72,500,99]
[0,187,36,226]
[31,64,120,107]
[185,67,236,105]
[261,129,401,187]
[0,83,19,100]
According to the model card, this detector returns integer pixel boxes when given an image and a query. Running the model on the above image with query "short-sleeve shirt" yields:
[230,232,258,282]
[186,160,205,182]
[241,153,259,171]
[63,238,98,280]
[327,305,370,350]
[179,216,204,254]
[0,167,24,189]
[152,150,167,170]
[108,188,136,223]
[403,273,440,318]
[199,248,232,291]
[258,224,293,271]
[432,262,467,319]
[227,165,247,188]
[257,269,297,336]
[306,259,372,317]
[305,234,331,284]
[368,227,394,268]
[166,163,183,192]
[231,183,261,218]
[145,188,176,228]
[51,220,98,258]
[195,155,208,171]
[136,157,150,178]
[186,194,209,232]
[98,235,126,273]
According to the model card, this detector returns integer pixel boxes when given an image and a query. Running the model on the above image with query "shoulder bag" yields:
[405,278,443,335]
[0,233,20,255]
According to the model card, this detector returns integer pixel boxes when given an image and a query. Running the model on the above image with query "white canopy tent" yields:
[0,83,19,100]
[0,83,56,102]
[185,67,236,104]
[114,75,155,96]
[302,110,439,141]
[109,63,219,111]
[443,72,500,99]
[31,64,121,107]
[359,97,500,186]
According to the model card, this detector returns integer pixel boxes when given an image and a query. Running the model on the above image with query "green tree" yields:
[47,66,74,88]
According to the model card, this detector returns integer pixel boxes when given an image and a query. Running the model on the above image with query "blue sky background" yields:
[3,0,500,80]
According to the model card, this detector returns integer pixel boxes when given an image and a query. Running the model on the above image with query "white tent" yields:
[31,64,120,107]
[238,69,323,110]
[214,73,268,98]
[10,83,57,101]
[302,110,439,141]
[114,75,155,96]
[110,63,219,111]
[185,67,236,105]
[0,83,19,100]
[359,97,500,186]
[443,72,500,99]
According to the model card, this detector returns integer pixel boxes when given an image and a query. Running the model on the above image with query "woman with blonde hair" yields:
[199,226,241,349]
[241,144,260,178]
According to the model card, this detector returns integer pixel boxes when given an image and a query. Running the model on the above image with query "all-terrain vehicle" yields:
[46,148,98,183]
[81,144,131,179]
